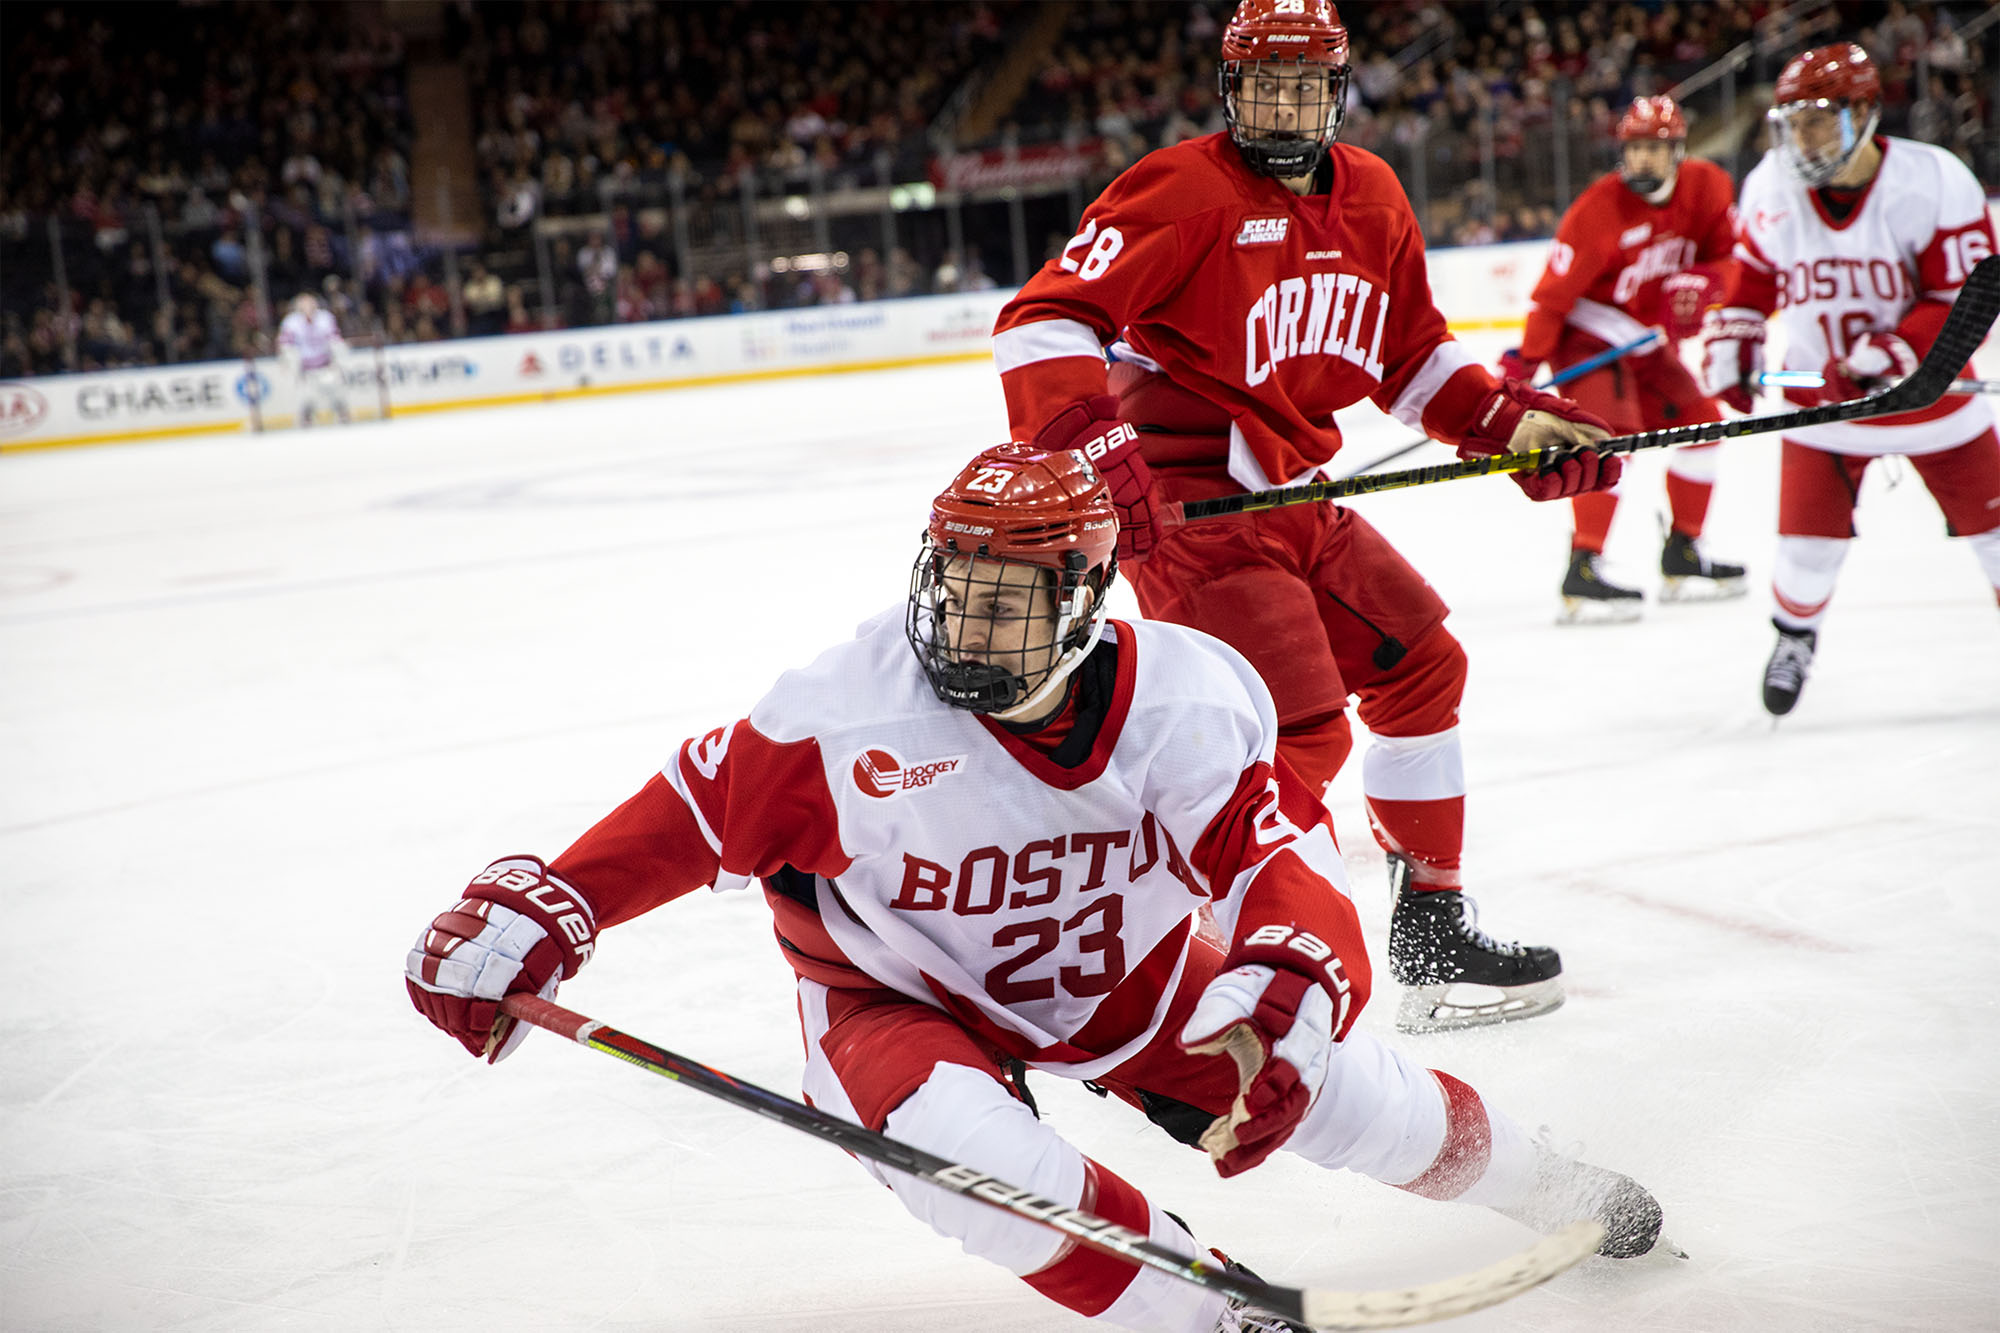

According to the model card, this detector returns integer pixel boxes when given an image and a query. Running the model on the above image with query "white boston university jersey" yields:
[662,607,1349,1080]
[1735,137,1994,455]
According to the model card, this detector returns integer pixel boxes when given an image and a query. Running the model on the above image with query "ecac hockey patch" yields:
[853,747,966,799]
[1234,217,1290,247]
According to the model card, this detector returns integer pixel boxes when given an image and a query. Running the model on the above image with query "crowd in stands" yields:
[1,1,413,376]
[3,0,1993,380]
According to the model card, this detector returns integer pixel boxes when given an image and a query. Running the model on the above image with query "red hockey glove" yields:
[1032,394,1158,564]
[405,856,598,1062]
[1819,332,1919,402]
[1180,957,1342,1178]
[1699,306,1766,414]
[1459,380,1621,503]
[1496,347,1538,384]
[1657,269,1722,339]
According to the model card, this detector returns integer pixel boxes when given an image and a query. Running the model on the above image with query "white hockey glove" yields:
[405,856,597,1062]
[1178,964,1335,1177]
[1699,306,1766,413]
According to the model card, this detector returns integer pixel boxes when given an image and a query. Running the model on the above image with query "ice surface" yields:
[3,332,1996,1331]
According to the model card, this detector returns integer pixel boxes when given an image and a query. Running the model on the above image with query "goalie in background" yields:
[1503,95,1748,625]
[277,291,350,427]
[405,442,1664,1333]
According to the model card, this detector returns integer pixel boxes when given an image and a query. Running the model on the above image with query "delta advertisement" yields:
[12,211,1994,452]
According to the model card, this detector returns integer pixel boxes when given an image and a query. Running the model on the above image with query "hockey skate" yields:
[1495,1145,1666,1260]
[1387,856,1564,1032]
[1762,622,1817,716]
[1658,530,1747,602]
[1557,548,1643,624]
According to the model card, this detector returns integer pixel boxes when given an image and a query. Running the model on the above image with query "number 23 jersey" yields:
[550,610,1367,1079]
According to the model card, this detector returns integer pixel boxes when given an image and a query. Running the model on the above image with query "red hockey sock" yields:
[1569,491,1618,553]
[1396,1070,1493,1200]
[1276,709,1355,796]
[1665,471,1714,539]
[1021,1159,1155,1316]
[1366,795,1465,887]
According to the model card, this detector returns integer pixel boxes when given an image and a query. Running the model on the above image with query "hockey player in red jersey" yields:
[990,0,1622,1032]
[1700,42,2000,715]
[1504,95,1747,623]
[405,442,1664,1332]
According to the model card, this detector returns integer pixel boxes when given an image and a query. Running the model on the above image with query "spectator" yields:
[463,261,507,336]
[576,230,617,321]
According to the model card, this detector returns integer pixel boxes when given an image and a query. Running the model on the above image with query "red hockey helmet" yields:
[1221,0,1350,63]
[1616,95,1688,142]
[1775,43,1882,107]
[1770,44,1882,186]
[1217,0,1352,179]
[1615,95,1688,196]
[909,443,1118,714]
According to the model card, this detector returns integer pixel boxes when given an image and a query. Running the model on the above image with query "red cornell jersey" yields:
[1520,158,1738,363]
[544,610,1369,1077]
[993,134,1499,492]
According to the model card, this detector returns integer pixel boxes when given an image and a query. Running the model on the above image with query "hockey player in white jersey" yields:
[277,292,350,426]
[405,441,1663,1330]
[1701,42,2000,715]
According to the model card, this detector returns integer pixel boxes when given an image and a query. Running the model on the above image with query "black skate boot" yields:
[1497,1147,1667,1260]
[1762,621,1817,716]
[1387,855,1564,1032]
[1558,548,1643,624]
[1659,529,1747,602]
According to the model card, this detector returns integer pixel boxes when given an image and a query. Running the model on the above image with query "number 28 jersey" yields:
[993,134,1498,493]
[548,611,1369,1078]
[1733,136,1995,455]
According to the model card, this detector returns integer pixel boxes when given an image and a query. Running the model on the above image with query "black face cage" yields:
[1219,59,1351,178]
[906,539,1105,714]
[1618,140,1685,196]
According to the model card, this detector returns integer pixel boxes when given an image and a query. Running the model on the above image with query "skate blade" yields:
[1658,576,1747,603]
[1396,979,1565,1033]
[1557,597,1643,626]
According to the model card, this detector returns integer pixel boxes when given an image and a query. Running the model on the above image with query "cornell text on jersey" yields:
[1246,271,1387,386]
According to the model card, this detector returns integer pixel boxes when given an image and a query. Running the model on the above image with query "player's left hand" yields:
[1460,381,1621,502]
[1819,332,1918,402]
[1656,269,1721,340]
[1032,395,1158,563]
[1179,963,1335,1177]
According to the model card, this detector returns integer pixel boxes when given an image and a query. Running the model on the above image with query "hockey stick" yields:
[500,992,1602,1330]
[1183,255,2000,521]
[1330,332,1661,479]
[1759,369,2000,394]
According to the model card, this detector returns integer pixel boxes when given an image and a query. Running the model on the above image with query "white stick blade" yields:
[1298,1221,1605,1330]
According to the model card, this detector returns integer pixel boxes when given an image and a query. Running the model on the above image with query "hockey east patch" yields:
[852,746,966,799]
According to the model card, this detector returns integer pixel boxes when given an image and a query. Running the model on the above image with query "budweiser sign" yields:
[931,140,1106,192]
